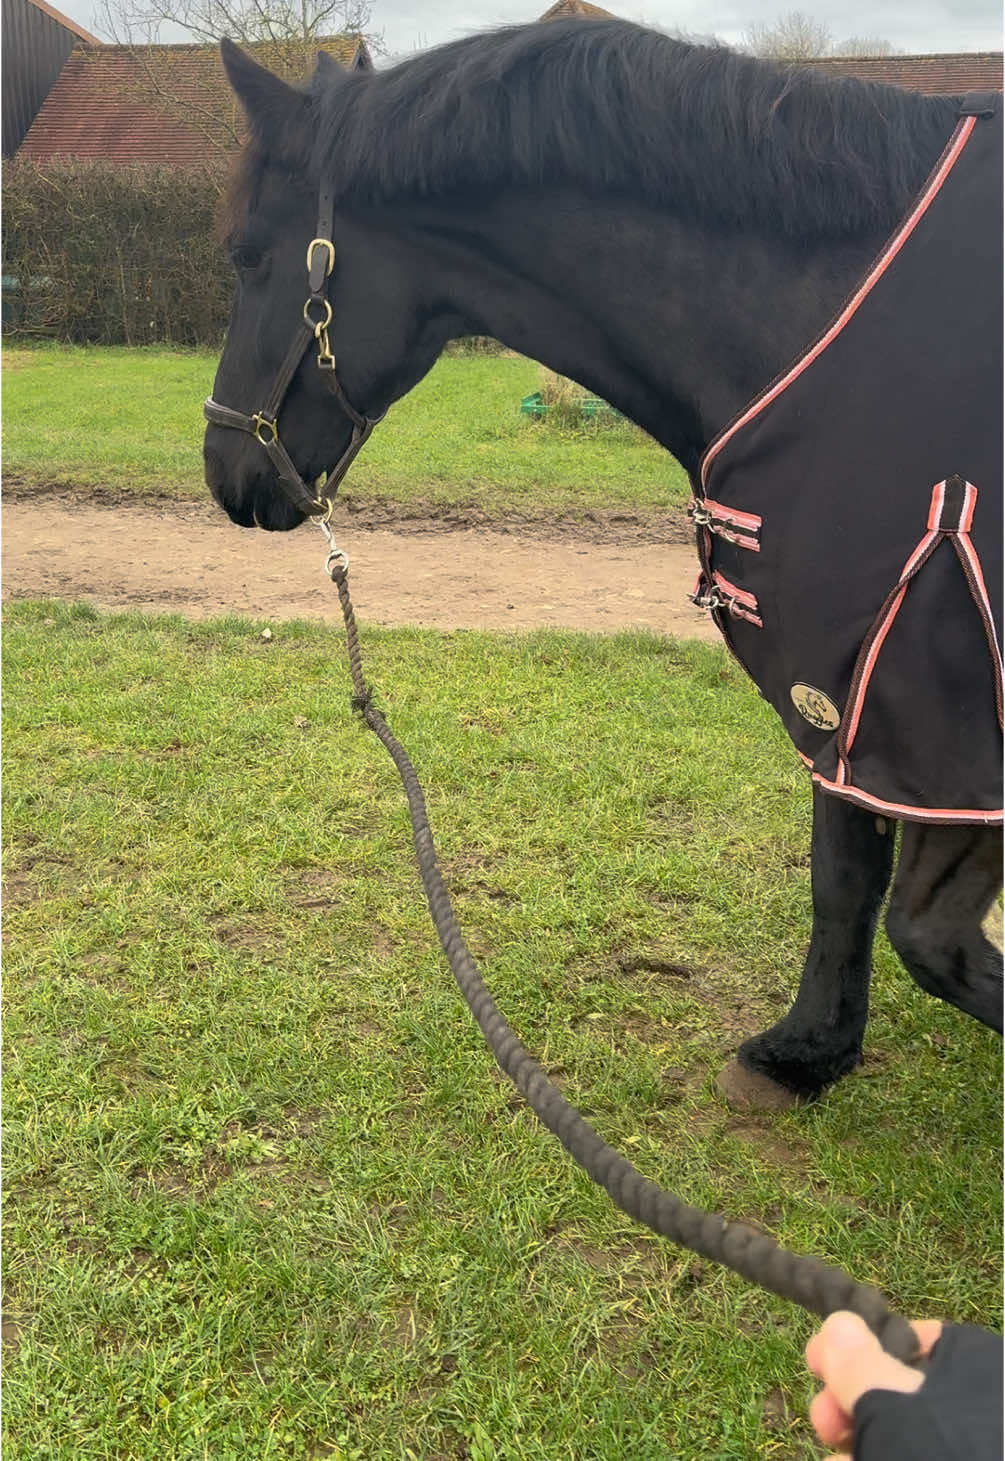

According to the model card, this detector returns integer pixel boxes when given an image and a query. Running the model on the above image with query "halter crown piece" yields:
[203,181,385,518]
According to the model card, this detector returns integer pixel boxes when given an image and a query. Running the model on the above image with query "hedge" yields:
[2,161,233,346]
[1,161,512,354]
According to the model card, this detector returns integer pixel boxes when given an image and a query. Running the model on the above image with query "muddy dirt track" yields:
[2,490,721,642]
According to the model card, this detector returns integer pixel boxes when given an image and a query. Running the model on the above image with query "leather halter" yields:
[203,181,385,519]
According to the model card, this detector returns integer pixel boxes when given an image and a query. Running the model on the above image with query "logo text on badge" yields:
[790,683,840,730]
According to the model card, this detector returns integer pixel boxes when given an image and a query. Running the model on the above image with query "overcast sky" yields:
[63,0,1003,58]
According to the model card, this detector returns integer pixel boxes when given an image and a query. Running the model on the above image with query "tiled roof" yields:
[18,35,371,165]
[805,52,1003,95]
[539,0,616,20]
[534,14,1000,96]
[21,29,999,169]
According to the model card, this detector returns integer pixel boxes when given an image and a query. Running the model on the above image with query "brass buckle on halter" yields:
[307,237,335,278]
[252,413,278,446]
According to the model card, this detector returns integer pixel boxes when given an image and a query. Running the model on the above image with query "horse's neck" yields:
[411,189,887,476]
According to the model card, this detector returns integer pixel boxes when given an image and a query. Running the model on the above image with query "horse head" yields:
[204,40,449,530]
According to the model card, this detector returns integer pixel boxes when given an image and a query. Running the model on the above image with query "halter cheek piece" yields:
[203,182,385,519]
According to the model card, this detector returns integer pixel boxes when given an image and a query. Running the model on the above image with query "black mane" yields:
[289,21,958,240]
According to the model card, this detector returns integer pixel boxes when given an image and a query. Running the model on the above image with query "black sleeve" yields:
[852,1324,1003,1461]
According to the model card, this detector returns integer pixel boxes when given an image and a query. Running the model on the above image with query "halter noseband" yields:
[203,181,384,519]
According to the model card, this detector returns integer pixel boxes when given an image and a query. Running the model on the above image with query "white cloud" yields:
[58,0,1003,61]
[376,0,1001,58]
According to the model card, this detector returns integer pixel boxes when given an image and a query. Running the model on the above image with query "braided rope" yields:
[329,562,922,1366]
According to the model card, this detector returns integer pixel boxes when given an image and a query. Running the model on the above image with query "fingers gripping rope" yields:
[328,562,922,1367]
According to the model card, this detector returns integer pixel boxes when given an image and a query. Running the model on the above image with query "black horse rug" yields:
[691,96,1003,826]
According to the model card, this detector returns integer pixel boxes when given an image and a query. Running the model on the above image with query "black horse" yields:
[204,21,1003,1109]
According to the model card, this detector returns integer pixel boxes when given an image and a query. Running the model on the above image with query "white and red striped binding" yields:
[701,497,762,551]
[712,571,763,626]
[809,774,1004,824]
[836,480,1000,788]
[699,114,978,491]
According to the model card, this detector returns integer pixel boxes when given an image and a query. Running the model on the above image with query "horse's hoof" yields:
[715,1059,804,1113]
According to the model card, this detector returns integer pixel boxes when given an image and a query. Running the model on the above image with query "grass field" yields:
[1,345,688,518]
[4,600,1001,1460]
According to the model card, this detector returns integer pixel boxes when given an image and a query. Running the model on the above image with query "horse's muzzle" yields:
[203,437,307,531]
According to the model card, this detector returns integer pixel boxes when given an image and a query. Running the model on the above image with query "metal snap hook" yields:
[314,504,349,575]
[312,495,335,526]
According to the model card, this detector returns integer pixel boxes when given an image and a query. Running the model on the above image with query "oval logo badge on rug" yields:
[790,683,840,730]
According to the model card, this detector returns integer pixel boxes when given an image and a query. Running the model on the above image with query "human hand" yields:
[805,1311,943,1459]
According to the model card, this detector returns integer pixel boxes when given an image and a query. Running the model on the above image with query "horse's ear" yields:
[314,49,345,80]
[220,37,301,126]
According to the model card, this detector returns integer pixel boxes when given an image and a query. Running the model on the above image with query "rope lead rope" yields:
[328,559,922,1367]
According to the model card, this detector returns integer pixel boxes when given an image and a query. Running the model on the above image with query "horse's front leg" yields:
[718,789,896,1110]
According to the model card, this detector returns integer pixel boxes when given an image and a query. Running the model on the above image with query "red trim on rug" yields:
[952,530,1005,732]
[702,497,762,551]
[836,533,942,782]
[712,571,758,610]
[711,571,763,627]
[810,773,1004,825]
[699,115,978,490]
[957,532,1002,666]
[702,497,762,530]
[824,479,1002,806]
[925,478,947,530]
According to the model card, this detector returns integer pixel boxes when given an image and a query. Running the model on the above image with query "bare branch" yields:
[741,10,897,63]
[94,0,376,159]
[99,0,376,52]
[831,36,900,56]
[742,10,833,60]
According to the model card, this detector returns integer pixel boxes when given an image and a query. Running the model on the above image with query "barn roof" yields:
[535,9,1002,96]
[18,35,372,165]
[20,21,1001,169]
[539,0,617,19]
[805,51,1003,95]
[25,0,100,44]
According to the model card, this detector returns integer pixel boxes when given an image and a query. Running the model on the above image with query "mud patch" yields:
[761,1386,795,1434]
[684,966,782,1048]
[389,1304,432,1350]
[725,1116,809,1174]
[286,866,348,911]
[2,1315,29,1356]
[3,493,722,641]
[549,1232,671,1288]
[146,1111,333,1196]
[77,952,131,992]
[3,851,74,906]
[365,928,398,958]
[617,954,698,980]
[279,1106,327,1137]
[148,1153,233,1196]
[209,915,273,952]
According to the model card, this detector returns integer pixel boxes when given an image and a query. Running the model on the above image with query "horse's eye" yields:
[231,244,266,274]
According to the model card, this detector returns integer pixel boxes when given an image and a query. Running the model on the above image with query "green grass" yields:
[1,345,688,518]
[4,600,1001,1459]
